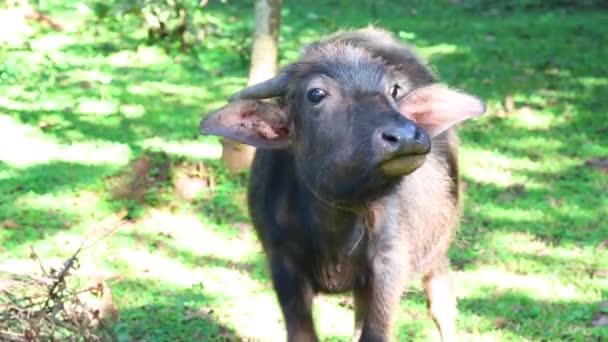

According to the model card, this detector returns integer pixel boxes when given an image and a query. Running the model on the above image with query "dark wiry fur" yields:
[200,22,485,339]
[245,28,462,341]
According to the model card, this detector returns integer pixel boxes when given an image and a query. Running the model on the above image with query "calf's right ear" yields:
[199,100,291,149]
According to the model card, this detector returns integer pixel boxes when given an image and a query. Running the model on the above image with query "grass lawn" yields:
[1,0,607,340]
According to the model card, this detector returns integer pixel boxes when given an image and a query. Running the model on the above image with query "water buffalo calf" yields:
[200,27,485,341]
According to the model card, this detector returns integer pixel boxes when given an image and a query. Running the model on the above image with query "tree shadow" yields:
[112,279,242,341]
[103,225,273,340]
[2,3,252,153]
[0,161,115,251]
[450,168,606,273]
[458,289,607,340]
[0,161,114,195]
[114,227,269,284]
[0,149,251,254]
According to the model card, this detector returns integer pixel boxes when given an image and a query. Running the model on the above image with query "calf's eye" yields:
[307,88,327,104]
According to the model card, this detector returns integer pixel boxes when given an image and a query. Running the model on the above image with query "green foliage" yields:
[0,0,607,341]
[88,0,243,51]
[461,0,608,11]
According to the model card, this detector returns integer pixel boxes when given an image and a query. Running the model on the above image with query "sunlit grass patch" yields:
[461,146,542,187]
[140,137,221,160]
[419,43,460,59]
[314,295,354,338]
[0,115,131,167]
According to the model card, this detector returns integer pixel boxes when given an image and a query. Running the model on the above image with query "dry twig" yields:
[0,216,127,341]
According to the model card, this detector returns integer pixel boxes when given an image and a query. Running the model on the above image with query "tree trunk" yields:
[221,0,282,172]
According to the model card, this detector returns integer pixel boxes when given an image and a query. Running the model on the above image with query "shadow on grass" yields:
[0,161,114,195]
[0,207,79,255]
[2,7,251,151]
[392,285,607,341]
[112,279,242,341]
[467,170,604,245]
[115,227,269,284]
[0,152,251,254]
[0,161,116,251]
[450,171,606,273]
[459,289,608,340]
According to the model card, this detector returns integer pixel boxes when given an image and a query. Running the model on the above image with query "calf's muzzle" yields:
[378,118,431,176]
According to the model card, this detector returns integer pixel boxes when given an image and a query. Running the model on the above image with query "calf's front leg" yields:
[354,254,409,342]
[271,254,318,342]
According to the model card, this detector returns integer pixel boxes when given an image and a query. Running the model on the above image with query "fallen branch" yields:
[0,216,127,341]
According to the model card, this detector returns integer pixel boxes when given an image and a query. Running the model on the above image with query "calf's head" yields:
[200,44,484,206]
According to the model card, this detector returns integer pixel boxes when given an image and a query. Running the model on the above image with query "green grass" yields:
[1,0,607,340]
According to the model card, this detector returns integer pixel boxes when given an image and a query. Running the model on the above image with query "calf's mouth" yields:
[379,154,427,176]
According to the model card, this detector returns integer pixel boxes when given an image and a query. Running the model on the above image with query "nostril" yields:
[381,132,399,144]
[413,126,423,142]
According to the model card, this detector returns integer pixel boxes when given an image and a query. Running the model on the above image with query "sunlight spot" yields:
[127,82,204,98]
[398,31,417,40]
[1,85,31,100]
[0,97,39,111]
[455,269,583,301]
[236,301,284,341]
[118,249,206,285]
[196,267,284,340]
[68,70,113,84]
[121,104,146,118]
[460,147,542,187]
[135,209,256,261]
[0,169,12,181]
[488,231,545,254]
[0,259,38,275]
[0,258,73,276]
[481,206,542,222]
[508,107,554,130]
[224,296,284,341]
[107,46,171,67]
[77,98,119,116]
[315,295,353,336]
[127,84,152,95]
[141,138,221,159]
[481,200,592,223]
[0,96,75,114]
[0,115,130,167]
[30,34,75,51]
[509,136,563,156]
[202,267,260,294]
[577,76,608,87]
[16,190,100,214]
[74,2,93,14]
[107,51,132,67]
[419,44,459,59]
[0,7,34,45]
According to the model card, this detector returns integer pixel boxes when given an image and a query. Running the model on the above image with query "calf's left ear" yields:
[200,100,291,149]
[398,84,486,137]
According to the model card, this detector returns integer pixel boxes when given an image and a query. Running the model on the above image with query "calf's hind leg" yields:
[423,265,457,342]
